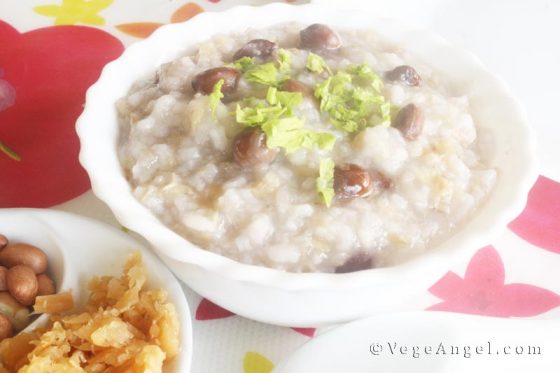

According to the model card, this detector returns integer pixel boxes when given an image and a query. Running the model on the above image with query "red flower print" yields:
[291,327,316,337]
[428,246,560,317]
[196,298,235,320]
[195,298,316,336]
[0,21,124,207]
[509,175,560,253]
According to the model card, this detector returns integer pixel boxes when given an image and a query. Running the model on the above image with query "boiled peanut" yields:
[300,24,341,51]
[233,39,277,61]
[37,274,56,296]
[281,79,314,99]
[6,265,38,306]
[0,243,48,274]
[385,65,421,86]
[233,128,279,168]
[334,164,373,199]
[335,252,375,273]
[394,103,423,141]
[191,67,240,96]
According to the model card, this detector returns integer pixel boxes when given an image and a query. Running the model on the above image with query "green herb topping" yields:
[277,49,292,73]
[244,62,279,86]
[225,54,392,207]
[316,158,335,207]
[209,79,224,117]
[264,117,336,154]
[235,86,335,154]
[229,56,255,72]
[265,87,302,115]
[306,52,332,75]
[314,64,391,133]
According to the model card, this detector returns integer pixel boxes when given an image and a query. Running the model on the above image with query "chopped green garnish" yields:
[0,141,21,161]
[303,131,336,151]
[315,71,352,114]
[306,52,332,75]
[231,54,345,190]
[244,62,279,86]
[265,86,302,115]
[261,116,335,154]
[235,103,286,127]
[209,79,224,118]
[266,86,278,105]
[377,100,392,126]
[277,91,303,109]
[314,64,390,133]
[277,49,292,73]
[316,158,335,207]
[347,64,384,91]
[236,101,335,154]
[262,116,306,153]
[229,56,255,72]
[235,86,335,154]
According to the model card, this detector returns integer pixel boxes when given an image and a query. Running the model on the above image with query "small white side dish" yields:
[77,3,538,326]
[0,209,192,373]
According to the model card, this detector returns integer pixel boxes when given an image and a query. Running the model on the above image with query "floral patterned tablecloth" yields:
[1,1,559,372]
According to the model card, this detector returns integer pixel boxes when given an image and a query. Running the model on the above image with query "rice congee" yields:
[117,24,496,273]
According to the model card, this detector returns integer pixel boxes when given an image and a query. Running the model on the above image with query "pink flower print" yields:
[509,175,560,253]
[428,246,560,317]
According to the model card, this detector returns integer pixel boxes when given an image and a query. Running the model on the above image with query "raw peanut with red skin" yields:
[36,274,56,296]
[0,312,13,341]
[300,24,342,51]
[233,128,279,168]
[0,234,7,250]
[334,164,373,199]
[0,292,30,330]
[191,67,240,96]
[6,265,38,306]
[385,65,421,86]
[233,39,277,61]
[0,266,7,291]
[394,103,424,141]
[0,243,48,274]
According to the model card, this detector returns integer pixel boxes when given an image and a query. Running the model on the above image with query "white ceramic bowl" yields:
[77,3,538,326]
[0,209,192,372]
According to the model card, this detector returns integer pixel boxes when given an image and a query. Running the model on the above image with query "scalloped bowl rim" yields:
[77,3,538,291]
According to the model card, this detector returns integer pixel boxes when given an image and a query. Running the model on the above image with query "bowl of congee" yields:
[77,4,538,326]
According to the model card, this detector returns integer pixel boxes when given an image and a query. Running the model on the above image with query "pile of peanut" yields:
[0,234,56,341]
